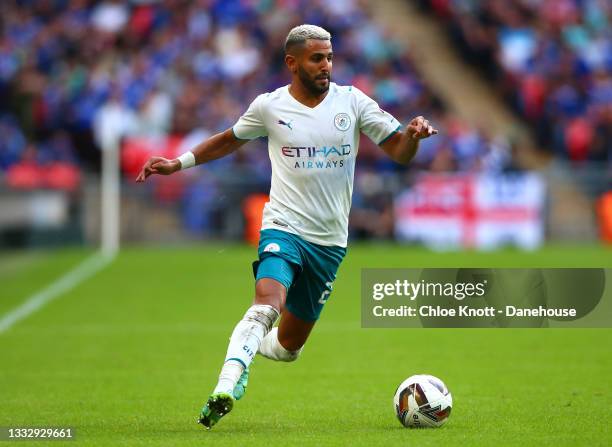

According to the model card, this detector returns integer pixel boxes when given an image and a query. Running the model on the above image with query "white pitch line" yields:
[0,252,114,334]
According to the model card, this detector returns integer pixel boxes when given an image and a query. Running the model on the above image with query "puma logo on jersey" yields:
[278,119,293,130]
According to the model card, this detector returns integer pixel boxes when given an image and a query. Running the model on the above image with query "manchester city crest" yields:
[334,113,351,131]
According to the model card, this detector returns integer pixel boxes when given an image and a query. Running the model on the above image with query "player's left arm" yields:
[379,116,438,165]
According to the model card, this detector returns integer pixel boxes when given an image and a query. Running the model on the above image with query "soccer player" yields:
[136,24,437,428]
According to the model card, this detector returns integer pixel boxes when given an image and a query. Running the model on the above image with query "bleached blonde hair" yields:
[284,24,331,53]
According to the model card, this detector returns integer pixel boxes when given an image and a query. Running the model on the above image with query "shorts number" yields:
[318,281,334,304]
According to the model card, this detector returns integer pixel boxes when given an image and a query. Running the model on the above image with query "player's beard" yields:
[298,65,330,96]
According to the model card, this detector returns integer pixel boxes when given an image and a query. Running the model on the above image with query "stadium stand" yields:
[422,0,612,164]
[0,0,520,179]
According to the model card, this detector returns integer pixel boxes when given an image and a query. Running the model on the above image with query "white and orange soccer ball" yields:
[393,374,453,428]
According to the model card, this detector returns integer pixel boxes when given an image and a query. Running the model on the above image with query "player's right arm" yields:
[135,128,248,182]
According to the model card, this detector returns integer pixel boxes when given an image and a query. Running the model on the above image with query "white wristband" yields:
[177,151,196,170]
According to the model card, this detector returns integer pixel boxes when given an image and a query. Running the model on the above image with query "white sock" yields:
[258,327,302,362]
[213,304,279,394]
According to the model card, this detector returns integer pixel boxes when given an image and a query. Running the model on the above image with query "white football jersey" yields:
[233,82,402,247]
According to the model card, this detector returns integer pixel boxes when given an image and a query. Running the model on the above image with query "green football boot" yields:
[197,367,249,429]
[198,393,235,429]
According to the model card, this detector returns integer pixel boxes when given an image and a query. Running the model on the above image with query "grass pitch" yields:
[1,244,611,446]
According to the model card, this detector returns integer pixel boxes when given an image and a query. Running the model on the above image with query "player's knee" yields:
[254,278,285,311]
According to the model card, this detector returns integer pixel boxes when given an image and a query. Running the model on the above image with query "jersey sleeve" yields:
[355,88,402,145]
[232,94,268,140]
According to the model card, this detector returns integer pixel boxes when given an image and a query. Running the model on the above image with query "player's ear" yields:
[285,53,298,74]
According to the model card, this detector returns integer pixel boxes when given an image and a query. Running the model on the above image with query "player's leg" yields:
[199,279,285,428]
[199,253,296,429]
[259,308,314,361]
[213,278,285,392]
[228,278,288,399]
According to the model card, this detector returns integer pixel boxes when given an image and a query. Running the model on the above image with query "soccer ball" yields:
[393,374,452,428]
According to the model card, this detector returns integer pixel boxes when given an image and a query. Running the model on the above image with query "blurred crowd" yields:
[0,0,526,240]
[425,0,612,164]
[0,0,519,183]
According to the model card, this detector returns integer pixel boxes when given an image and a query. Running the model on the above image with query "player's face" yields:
[296,40,333,95]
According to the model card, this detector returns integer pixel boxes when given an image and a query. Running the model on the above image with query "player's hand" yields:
[135,156,181,182]
[407,116,438,140]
